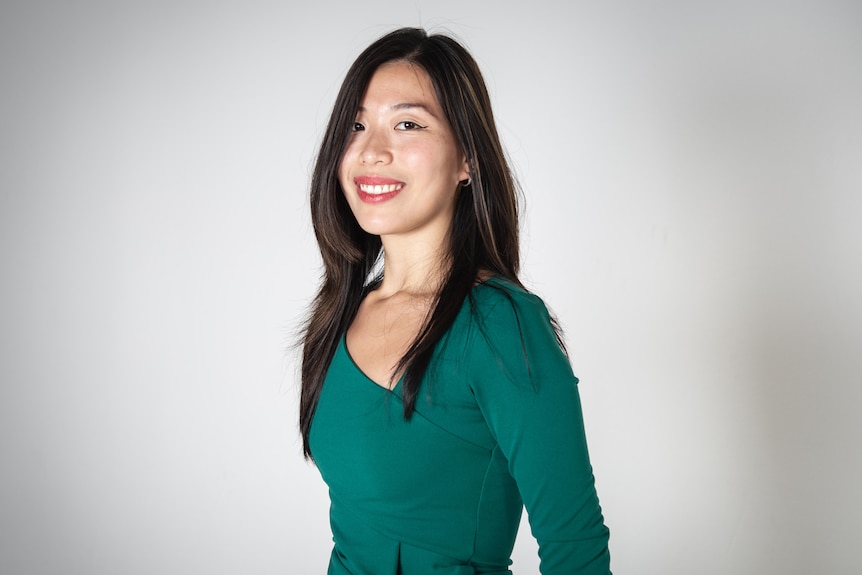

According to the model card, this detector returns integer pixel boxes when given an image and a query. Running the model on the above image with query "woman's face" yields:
[338,61,469,242]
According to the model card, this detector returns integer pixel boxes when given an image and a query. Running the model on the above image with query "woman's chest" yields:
[309,336,498,500]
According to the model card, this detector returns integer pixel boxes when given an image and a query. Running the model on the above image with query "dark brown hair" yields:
[300,27,521,459]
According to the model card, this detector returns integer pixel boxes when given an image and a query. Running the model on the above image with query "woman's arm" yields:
[469,285,611,574]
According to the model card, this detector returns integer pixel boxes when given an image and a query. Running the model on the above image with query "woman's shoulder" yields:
[470,275,550,322]
[466,276,562,359]
[464,276,573,389]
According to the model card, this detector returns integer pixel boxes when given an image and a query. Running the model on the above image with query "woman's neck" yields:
[376,234,449,298]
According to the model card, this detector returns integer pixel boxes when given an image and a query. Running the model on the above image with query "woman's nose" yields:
[359,129,392,165]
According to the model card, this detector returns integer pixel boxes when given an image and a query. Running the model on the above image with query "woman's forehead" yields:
[359,61,440,111]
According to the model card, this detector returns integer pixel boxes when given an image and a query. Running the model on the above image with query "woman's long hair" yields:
[300,28,521,459]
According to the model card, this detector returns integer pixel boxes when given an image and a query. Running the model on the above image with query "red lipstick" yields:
[353,176,405,203]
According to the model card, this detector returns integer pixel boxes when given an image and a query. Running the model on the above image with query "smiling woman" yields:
[299,27,611,574]
[338,61,469,241]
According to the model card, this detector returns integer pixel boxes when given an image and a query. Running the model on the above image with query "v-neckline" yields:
[339,276,507,392]
[341,334,402,392]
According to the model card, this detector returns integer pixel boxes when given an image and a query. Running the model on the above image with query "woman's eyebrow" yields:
[357,102,439,117]
[391,102,434,113]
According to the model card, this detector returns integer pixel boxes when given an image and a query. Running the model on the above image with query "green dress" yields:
[309,277,611,574]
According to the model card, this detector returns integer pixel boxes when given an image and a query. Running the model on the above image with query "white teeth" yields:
[358,183,403,194]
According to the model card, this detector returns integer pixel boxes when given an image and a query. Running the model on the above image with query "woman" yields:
[300,27,611,574]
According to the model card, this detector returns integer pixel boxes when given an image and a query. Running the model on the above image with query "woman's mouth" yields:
[354,177,404,203]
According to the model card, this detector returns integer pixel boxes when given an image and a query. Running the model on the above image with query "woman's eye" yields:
[396,121,426,130]
[351,122,365,132]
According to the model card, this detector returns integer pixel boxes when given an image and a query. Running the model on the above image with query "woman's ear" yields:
[457,156,470,183]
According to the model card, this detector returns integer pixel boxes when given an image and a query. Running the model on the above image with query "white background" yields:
[1,1,860,574]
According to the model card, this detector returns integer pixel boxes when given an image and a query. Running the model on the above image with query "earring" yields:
[460,177,472,188]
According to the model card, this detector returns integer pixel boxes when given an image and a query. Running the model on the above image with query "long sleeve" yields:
[467,284,611,574]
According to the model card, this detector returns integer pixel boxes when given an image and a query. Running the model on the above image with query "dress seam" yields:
[469,443,501,563]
